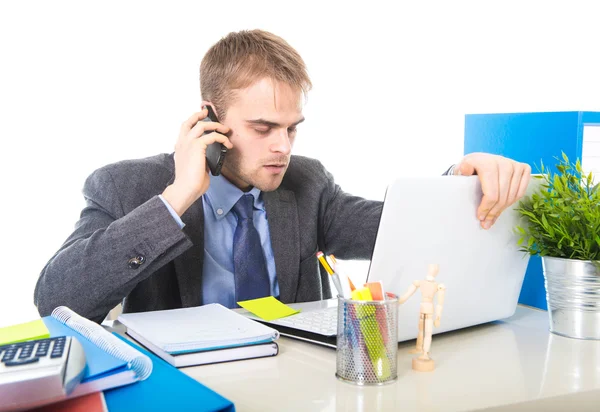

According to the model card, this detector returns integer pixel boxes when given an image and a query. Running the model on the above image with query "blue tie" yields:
[232,194,270,303]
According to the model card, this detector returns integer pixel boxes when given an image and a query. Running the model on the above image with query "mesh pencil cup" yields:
[335,294,398,385]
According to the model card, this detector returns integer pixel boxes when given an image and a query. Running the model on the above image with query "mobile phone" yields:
[203,105,227,176]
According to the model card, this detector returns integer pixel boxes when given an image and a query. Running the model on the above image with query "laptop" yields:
[237,175,534,347]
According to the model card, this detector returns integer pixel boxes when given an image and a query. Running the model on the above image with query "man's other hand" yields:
[455,153,531,229]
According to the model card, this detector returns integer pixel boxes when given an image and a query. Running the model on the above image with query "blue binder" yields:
[105,334,235,412]
[464,111,600,309]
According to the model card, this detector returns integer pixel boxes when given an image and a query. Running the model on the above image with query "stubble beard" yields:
[223,149,288,192]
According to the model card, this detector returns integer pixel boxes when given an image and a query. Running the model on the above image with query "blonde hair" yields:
[200,29,312,119]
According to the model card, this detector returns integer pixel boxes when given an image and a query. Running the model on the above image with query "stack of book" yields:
[118,304,280,367]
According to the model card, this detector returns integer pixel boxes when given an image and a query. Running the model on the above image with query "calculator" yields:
[0,336,86,412]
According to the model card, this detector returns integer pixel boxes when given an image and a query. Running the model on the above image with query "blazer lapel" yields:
[264,189,300,303]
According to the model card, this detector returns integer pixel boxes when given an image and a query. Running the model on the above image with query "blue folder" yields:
[104,334,235,412]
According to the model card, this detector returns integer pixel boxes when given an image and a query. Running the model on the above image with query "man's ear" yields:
[201,100,215,112]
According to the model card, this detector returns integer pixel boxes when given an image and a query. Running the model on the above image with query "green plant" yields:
[516,153,600,261]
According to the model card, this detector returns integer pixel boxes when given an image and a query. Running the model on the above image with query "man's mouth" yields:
[263,163,287,173]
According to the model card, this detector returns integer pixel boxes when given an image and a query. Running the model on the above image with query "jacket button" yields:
[127,256,146,269]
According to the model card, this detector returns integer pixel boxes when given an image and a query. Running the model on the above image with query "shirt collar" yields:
[205,174,264,220]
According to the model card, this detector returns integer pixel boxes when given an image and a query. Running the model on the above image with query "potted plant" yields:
[516,153,600,340]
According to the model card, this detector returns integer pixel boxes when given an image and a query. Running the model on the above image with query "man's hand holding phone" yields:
[162,108,232,217]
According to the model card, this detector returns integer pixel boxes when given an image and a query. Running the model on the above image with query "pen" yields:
[327,255,353,298]
[317,251,344,297]
[329,254,356,291]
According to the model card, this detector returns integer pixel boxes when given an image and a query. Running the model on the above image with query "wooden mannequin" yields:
[398,264,446,372]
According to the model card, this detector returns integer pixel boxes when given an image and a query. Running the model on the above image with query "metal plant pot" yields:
[542,256,600,340]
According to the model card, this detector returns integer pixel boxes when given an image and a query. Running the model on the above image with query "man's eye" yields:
[255,128,270,135]
[288,127,297,134]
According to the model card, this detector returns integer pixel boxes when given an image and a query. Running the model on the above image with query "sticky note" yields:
[365,281,385,301]
[237,296,300,321]
[0,319,50,346]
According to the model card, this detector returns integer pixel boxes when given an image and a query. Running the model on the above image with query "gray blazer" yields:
[34,154,383,323]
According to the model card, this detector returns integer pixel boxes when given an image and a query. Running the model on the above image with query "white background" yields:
[1,0,600,327]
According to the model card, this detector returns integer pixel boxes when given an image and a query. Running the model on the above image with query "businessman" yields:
[34,30,531,323]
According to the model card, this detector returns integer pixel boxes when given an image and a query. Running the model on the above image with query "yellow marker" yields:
[351,287,391,380]
[351,287,373,301]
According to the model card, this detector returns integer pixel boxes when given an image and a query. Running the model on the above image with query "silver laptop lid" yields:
[367,175,533,340]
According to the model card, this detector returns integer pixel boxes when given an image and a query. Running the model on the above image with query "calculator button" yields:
[5,357,40,367]
[3,351,17,362]
[50,346,64,358]
[35,347,49,357]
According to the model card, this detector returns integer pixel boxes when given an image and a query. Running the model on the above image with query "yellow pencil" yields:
[317,251,346,297]
[316,251,334,275]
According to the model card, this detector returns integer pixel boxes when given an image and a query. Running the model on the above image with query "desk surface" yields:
[178,306,600,412]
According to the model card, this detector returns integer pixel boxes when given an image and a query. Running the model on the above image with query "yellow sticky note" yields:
[0,319,50,346]
[237,296,300,321]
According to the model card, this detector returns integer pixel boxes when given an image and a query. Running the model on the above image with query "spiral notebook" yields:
[118,303,280,367]
[42,307,153,398]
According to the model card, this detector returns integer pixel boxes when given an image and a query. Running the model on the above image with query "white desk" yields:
[179,306,600,411]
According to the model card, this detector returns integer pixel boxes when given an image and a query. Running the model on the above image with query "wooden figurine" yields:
[398,264,446,372]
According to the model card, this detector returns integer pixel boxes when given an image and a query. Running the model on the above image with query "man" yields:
[34,30,531,323]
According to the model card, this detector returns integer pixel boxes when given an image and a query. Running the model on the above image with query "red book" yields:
[31,392,107,412]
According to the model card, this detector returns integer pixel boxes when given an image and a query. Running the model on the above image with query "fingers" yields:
[195,130,233,150]
[461,154,532,230]
[477,161,531,229]
[457,161,476,176]
[476,164,500,225]
[189,120,231,139]
[483,161,514,228]
[177,112,233,149]
[516,164,532,200]
[180,110,230,136]
[181,109,208,132]
[505,164,524,207]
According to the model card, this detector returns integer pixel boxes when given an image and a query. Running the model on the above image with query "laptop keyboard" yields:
[274,307,338,336]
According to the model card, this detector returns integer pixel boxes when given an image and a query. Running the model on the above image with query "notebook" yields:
[118,303,280,367]
[104,335,234,412]
[42,306,153,398]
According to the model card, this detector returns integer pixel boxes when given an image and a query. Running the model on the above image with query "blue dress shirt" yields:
[159,175,279,308]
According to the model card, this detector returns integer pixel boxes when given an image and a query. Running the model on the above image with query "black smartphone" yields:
[203,105,227,176]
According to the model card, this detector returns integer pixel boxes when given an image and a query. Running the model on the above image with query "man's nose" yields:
[270,129,292,155]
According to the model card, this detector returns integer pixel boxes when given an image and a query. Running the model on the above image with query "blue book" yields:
[42,307,153,398]
[105,335,235,412]
[43,306,235,411]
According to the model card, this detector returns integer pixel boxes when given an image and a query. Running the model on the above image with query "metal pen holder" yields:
[335,294,398,385]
